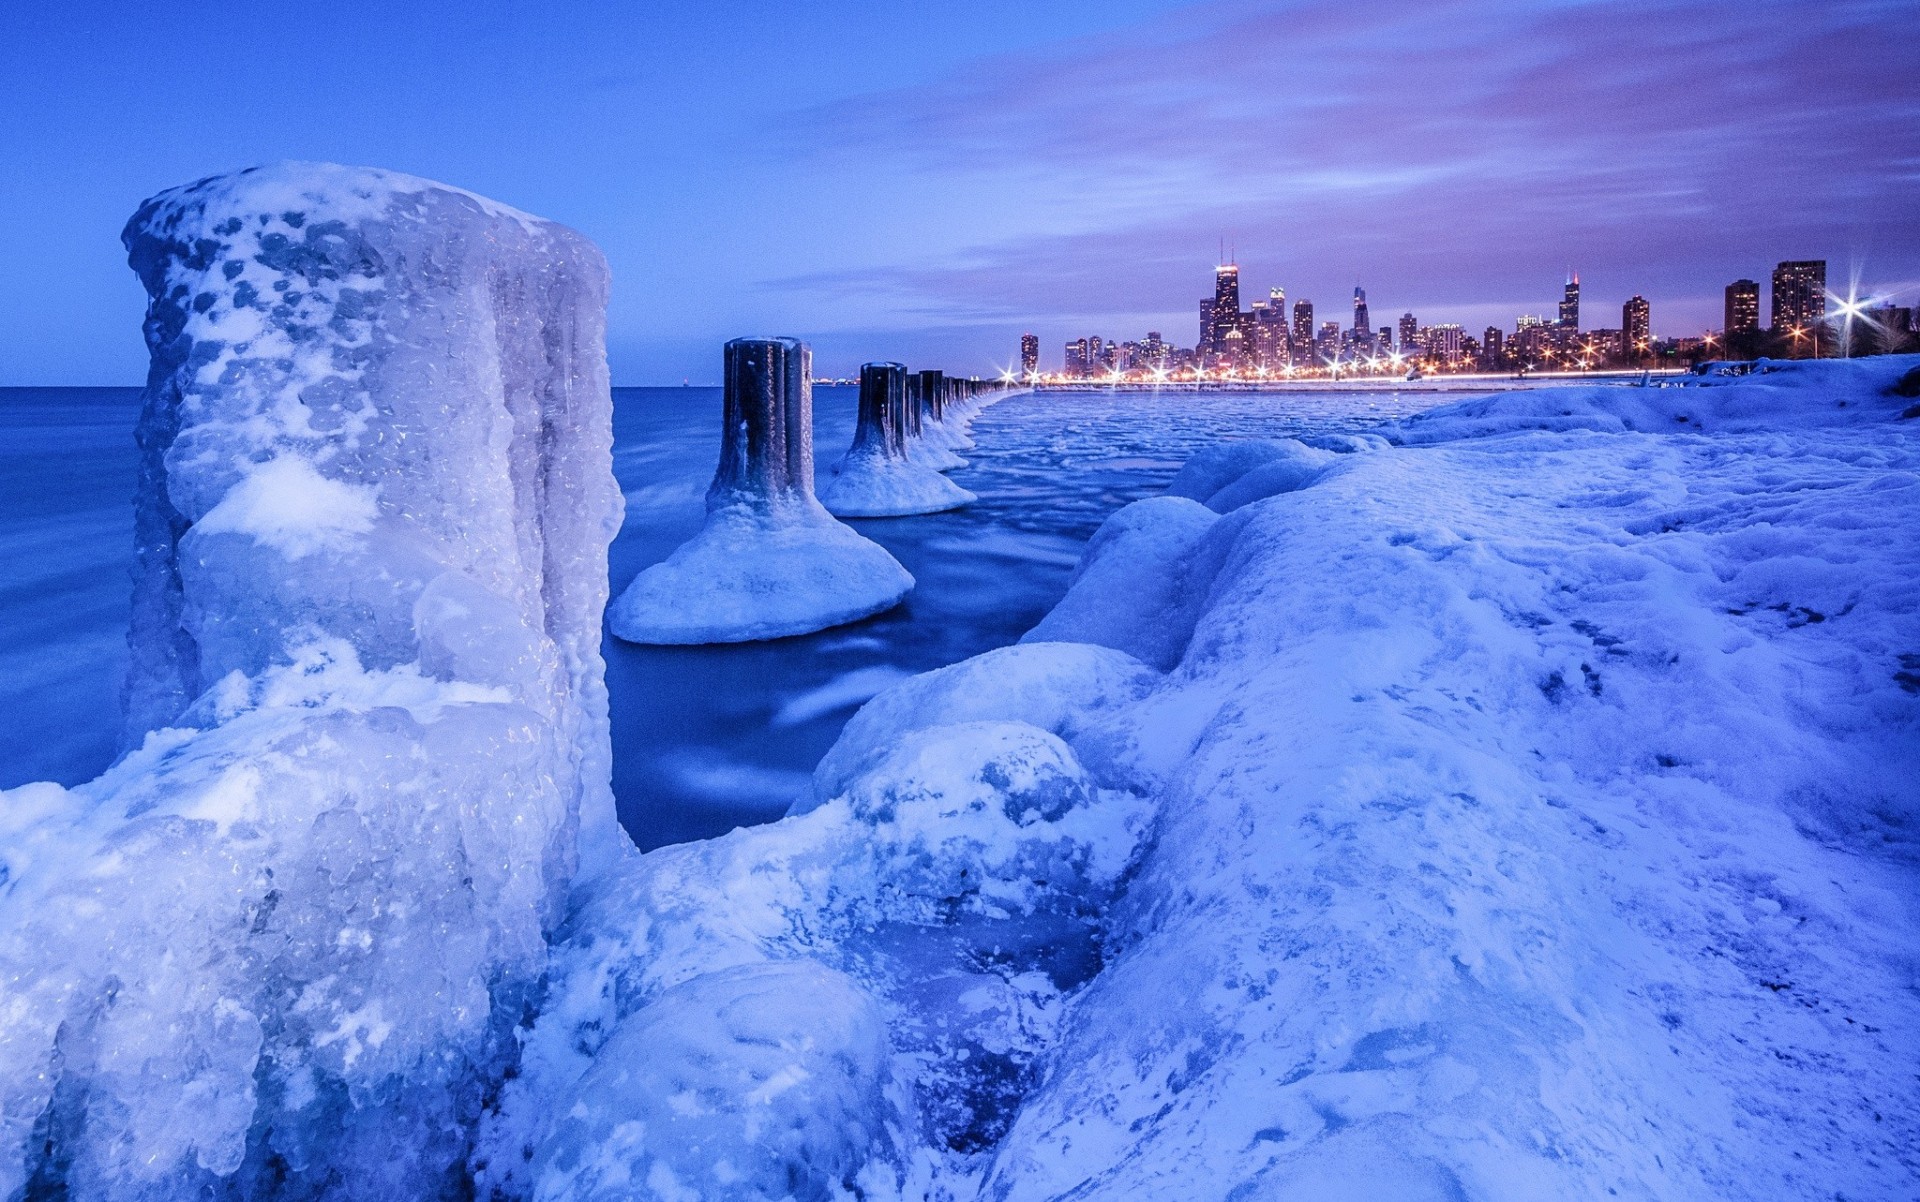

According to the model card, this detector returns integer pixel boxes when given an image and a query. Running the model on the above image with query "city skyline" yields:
[1037,254,1915,379]
[2,0,1916,384]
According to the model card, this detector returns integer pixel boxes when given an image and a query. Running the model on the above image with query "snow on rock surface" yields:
[608,338,913,643]
[821,362,976,518]
[0,163,621,1201]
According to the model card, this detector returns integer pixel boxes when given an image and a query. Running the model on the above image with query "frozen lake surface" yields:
[0,384,1438,846]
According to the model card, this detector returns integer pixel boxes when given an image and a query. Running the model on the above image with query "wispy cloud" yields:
[771,0,1920,343]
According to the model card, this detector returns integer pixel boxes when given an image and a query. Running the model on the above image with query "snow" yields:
[512,356,1917,1200]
[609,340,914,643]
[0,164,621,1201]
[820,363,977,518]
[4,164,1915,1199]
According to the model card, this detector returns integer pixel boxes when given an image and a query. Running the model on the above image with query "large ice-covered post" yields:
[708,336,813,511]
[820,363,975,517]
[609,340,913,642]
[0,164,624,1202]
[922,369,946,424]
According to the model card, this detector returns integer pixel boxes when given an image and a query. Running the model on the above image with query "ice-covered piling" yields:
[0,162,623,1202]
[903,367,968,470]
[608,338,913,642]
[820,362,976,517]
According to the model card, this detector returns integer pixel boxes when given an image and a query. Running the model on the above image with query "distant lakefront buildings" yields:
[1026,257,1917,382]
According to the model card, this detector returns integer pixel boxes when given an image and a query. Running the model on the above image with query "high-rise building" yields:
[1622,296,1651,360]
[1482,326,1504,368]
[1559,272,1580,330]
[1771,260,1827,355]
[1352,286,1370,339]
[1427,323,1464,361]
[1142,331,1167,370]
[1088,335,1104,367]
[1724,280,1760,335]
[1292,300,1314,362]
[1316,321,1340,361]
[1202,264,1242,354]
[1397,312,1419,352]
[1064,338,1088,376]
[1019,333,1039,378]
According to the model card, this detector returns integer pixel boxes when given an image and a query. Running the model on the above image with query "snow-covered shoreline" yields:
[2,159,1913,1201]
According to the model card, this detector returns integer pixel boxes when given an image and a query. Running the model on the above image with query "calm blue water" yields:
[0,385,1437,847]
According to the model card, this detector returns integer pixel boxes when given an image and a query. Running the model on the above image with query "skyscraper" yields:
[1019,333,1039,378]
[1397,312,1418,353]
[1559,272,1580,330]
[1352,286,1370,340]
[1202,263,1242,355]
[1771,260,1827,355]
[1622,296,1651,360]
[1482,326,1504,368]
[1724,280,1759,338]
[1292,300,1314,362]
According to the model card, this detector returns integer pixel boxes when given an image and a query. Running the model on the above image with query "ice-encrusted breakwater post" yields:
[608,338,913,642]
[820,362,976,517]
[902,366,968,471]
[0,163,623,1201]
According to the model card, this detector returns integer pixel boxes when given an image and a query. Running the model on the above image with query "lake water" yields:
[0,385,1441,847]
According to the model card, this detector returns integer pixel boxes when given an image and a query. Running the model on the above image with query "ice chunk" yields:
[1164,437,1339,512]
[530,962,908,1202]
[1021,495,1227,669]
[0,163,621,1201]
[819,362,976,517]
[608,339,913,643]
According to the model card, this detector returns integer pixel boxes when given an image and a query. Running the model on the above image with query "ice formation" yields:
[902,372,968,471]
[820,362,976,517]
[607,338,914,643]
[508,357,1917,1200]
[0,163,621,1201]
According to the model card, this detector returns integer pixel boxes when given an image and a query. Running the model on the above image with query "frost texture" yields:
[0,163,621,1201]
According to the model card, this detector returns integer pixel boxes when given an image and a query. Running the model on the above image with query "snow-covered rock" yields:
[0,163,621,1201]
[608,338,914,643]
[478,640,1162,1199]
[821,362,975,517]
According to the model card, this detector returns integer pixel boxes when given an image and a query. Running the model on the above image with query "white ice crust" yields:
[513,358,1918,1201]
[607,500,913,643]
[0,163,621,1201]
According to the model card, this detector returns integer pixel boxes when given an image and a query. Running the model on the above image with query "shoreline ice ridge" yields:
[508,355,1919,1201]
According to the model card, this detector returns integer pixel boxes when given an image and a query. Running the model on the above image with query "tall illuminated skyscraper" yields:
[1397,312,1418,352]
[1770,260,1826,355]
[1559,272,1580,330]
[1292,299,1314,358]
[1019,333,1039,378]
[1723,281,1759,336]
[1622,296,1651,359]
[1352,286,1370,340]
[1202,263,1242,354]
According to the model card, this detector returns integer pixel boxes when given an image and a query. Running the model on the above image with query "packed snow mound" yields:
[479,645,1160,1199]
[978,355,1920,1200]
[530,961,909,1202]
[0,164,621,1202]
[608,502,913,642]
[1164,436,1341,511]
[1392,354,1920,443]
[821,456,975,517]
[610,338,913,643]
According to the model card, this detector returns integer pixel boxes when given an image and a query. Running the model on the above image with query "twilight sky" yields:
[2,0,1915,383]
